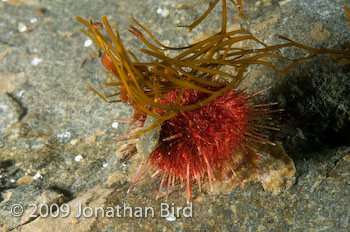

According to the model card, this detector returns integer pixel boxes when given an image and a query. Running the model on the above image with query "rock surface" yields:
[0,0,349,231]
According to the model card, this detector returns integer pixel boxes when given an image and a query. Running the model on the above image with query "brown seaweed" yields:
[76,0,350,136]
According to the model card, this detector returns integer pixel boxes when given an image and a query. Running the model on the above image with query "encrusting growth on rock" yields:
[77,0,350,202]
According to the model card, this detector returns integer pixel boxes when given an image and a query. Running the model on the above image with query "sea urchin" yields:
[129,83,277,203]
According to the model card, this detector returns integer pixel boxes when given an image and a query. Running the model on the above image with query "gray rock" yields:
[0,93,23,132]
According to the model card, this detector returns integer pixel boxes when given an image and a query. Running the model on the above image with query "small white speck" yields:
[279,0,292,6]
[112,122,119,129]
[10,179,15,183]
[33,172,42,180]
[33,48,38,53]
[103,163,108,168]
[30,18,37,24]
[161,8,169,17]
[165,214,176,222]
[17,90,25,97]
[57,131,71,139]
[157,7,169,18]
[74,155,83,162]
[84,39,93,47]
[31,57,43,66]
[156,7,170,17]
[70,138,78,145]
[18,22,27,32]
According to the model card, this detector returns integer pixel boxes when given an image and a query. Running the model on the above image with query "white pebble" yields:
[10,179,15,183]
[30,18,37,24]
[165,214,176,222]
[103,163,108,168]
[156,7,169,17]
[74,155,83,162]
[33,172,42,180]
[161,8,169,17]
[30,57,43,66]
[70,138,78,145]
[57,131,71,139]
[112,122,119,129]
[18,22,27,32]
[17,90,25,97]
[279,0,292,6]
[84,38,93,47]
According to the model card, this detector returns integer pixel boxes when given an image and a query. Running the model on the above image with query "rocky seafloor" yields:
[0,0,350,231]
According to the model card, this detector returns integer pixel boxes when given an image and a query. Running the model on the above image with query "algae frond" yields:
[77,0,350,135]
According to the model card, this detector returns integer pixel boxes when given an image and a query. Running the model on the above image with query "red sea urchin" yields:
[129,84,277,203]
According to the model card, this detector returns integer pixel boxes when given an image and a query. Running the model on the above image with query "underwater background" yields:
[0,0,349,231]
